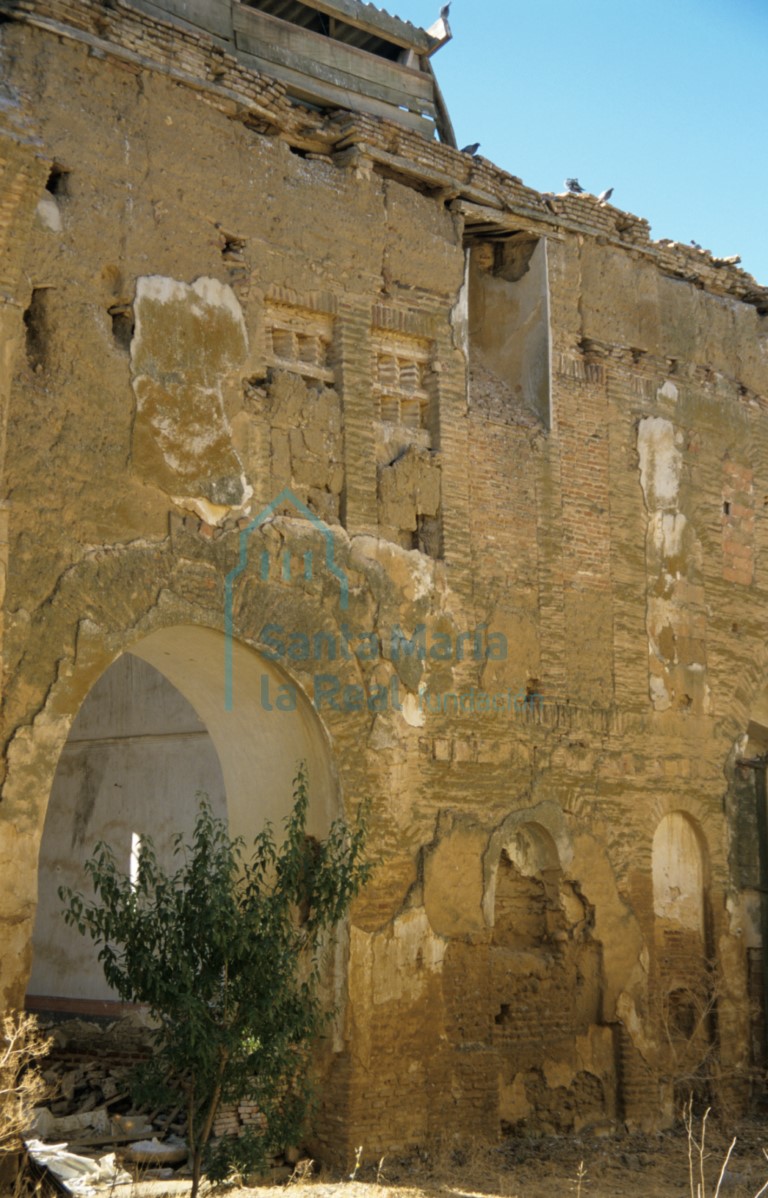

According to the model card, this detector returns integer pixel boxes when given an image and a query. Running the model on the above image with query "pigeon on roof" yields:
[565,178,584,193]
[461,143,480,156]
[597,187,614,204]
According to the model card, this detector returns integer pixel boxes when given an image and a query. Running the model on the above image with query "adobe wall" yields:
[2,0,768,1160]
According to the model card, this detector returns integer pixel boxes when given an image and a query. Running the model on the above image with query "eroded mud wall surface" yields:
[1,0,768,1160]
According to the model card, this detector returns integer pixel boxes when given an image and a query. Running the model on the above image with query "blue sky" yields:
[401,0,768,286]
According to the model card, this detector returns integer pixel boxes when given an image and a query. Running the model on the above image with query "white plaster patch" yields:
[649,673,671,710]
[657,380,678,402]
[651,510,688,559]
[35,196,61,232]
[190,275,247,326]
[451,248,470,360]
[402,691,426,727]
[637,416,681,510]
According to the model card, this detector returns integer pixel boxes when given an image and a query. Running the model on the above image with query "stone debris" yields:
[23,1139,132,1196]
[27,1017,190,1186]
[27,1016,290,1187]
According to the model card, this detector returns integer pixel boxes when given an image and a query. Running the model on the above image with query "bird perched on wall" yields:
[565,178,584,193]
[461,143,480,156]
[440,3,451,17]
[597,187,614,204]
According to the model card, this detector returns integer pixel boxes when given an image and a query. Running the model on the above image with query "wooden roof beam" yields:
[245,0,441,53]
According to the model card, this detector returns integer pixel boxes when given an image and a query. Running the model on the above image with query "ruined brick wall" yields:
[2,0,768,1163]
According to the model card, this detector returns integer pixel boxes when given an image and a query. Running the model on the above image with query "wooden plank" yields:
[241,0,437,53]
[235,23,435,117]
[458,199,566,240]
[235,46,436,136]
[145,0,233,40]
[423,57,456,147]
[234,4,434,102]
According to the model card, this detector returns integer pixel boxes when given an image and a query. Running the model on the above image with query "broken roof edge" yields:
[251,0,445,54]
[4,0,763,308]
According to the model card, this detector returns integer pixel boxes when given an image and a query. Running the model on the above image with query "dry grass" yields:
[181,1118,768,1198]
[0,1011,52,1197]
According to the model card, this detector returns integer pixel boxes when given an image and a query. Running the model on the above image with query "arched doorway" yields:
[27,625,338,1011]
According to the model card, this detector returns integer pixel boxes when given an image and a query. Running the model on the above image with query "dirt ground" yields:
[142,1119,768,1198]
[17,1115,768,1198]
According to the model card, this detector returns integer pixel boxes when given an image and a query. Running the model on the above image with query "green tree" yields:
[60,766,369,1198]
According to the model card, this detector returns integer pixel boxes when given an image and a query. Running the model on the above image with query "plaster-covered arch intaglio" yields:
[10,621,346,1010]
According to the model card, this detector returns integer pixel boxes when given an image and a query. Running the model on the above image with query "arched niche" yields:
[652,811,707,940]
[493,822,561,950]
[651,809,711,1082]
[28,625,338,1007]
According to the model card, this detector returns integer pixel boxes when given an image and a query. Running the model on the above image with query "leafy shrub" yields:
[61,765,369,1196]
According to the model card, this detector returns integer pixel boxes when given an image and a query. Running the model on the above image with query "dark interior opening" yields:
[24,289,50,371]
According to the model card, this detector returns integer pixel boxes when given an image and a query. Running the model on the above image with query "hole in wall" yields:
[221,232,247,262]
[45,164,69,198]
[494,1003,512,1026]
[24,288,50,372]
[723,501,731,516]
[108,304,134,352]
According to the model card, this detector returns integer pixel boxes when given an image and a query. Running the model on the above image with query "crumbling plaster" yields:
[0,0,768,1160]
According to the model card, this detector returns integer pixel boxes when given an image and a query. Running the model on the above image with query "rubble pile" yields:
[39,1017,151,1123]
[27,1016,189,1191]
[26,1015,295,1192]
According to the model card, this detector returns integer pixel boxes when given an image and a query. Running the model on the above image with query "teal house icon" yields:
[224,487,349,709]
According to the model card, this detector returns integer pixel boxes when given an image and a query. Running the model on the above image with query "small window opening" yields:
[46,165,69,198]
[108,303,134,352]
[129,832,142,890]
[24,288,50,371]
[221,232,246,262]
[723,501,731,516]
